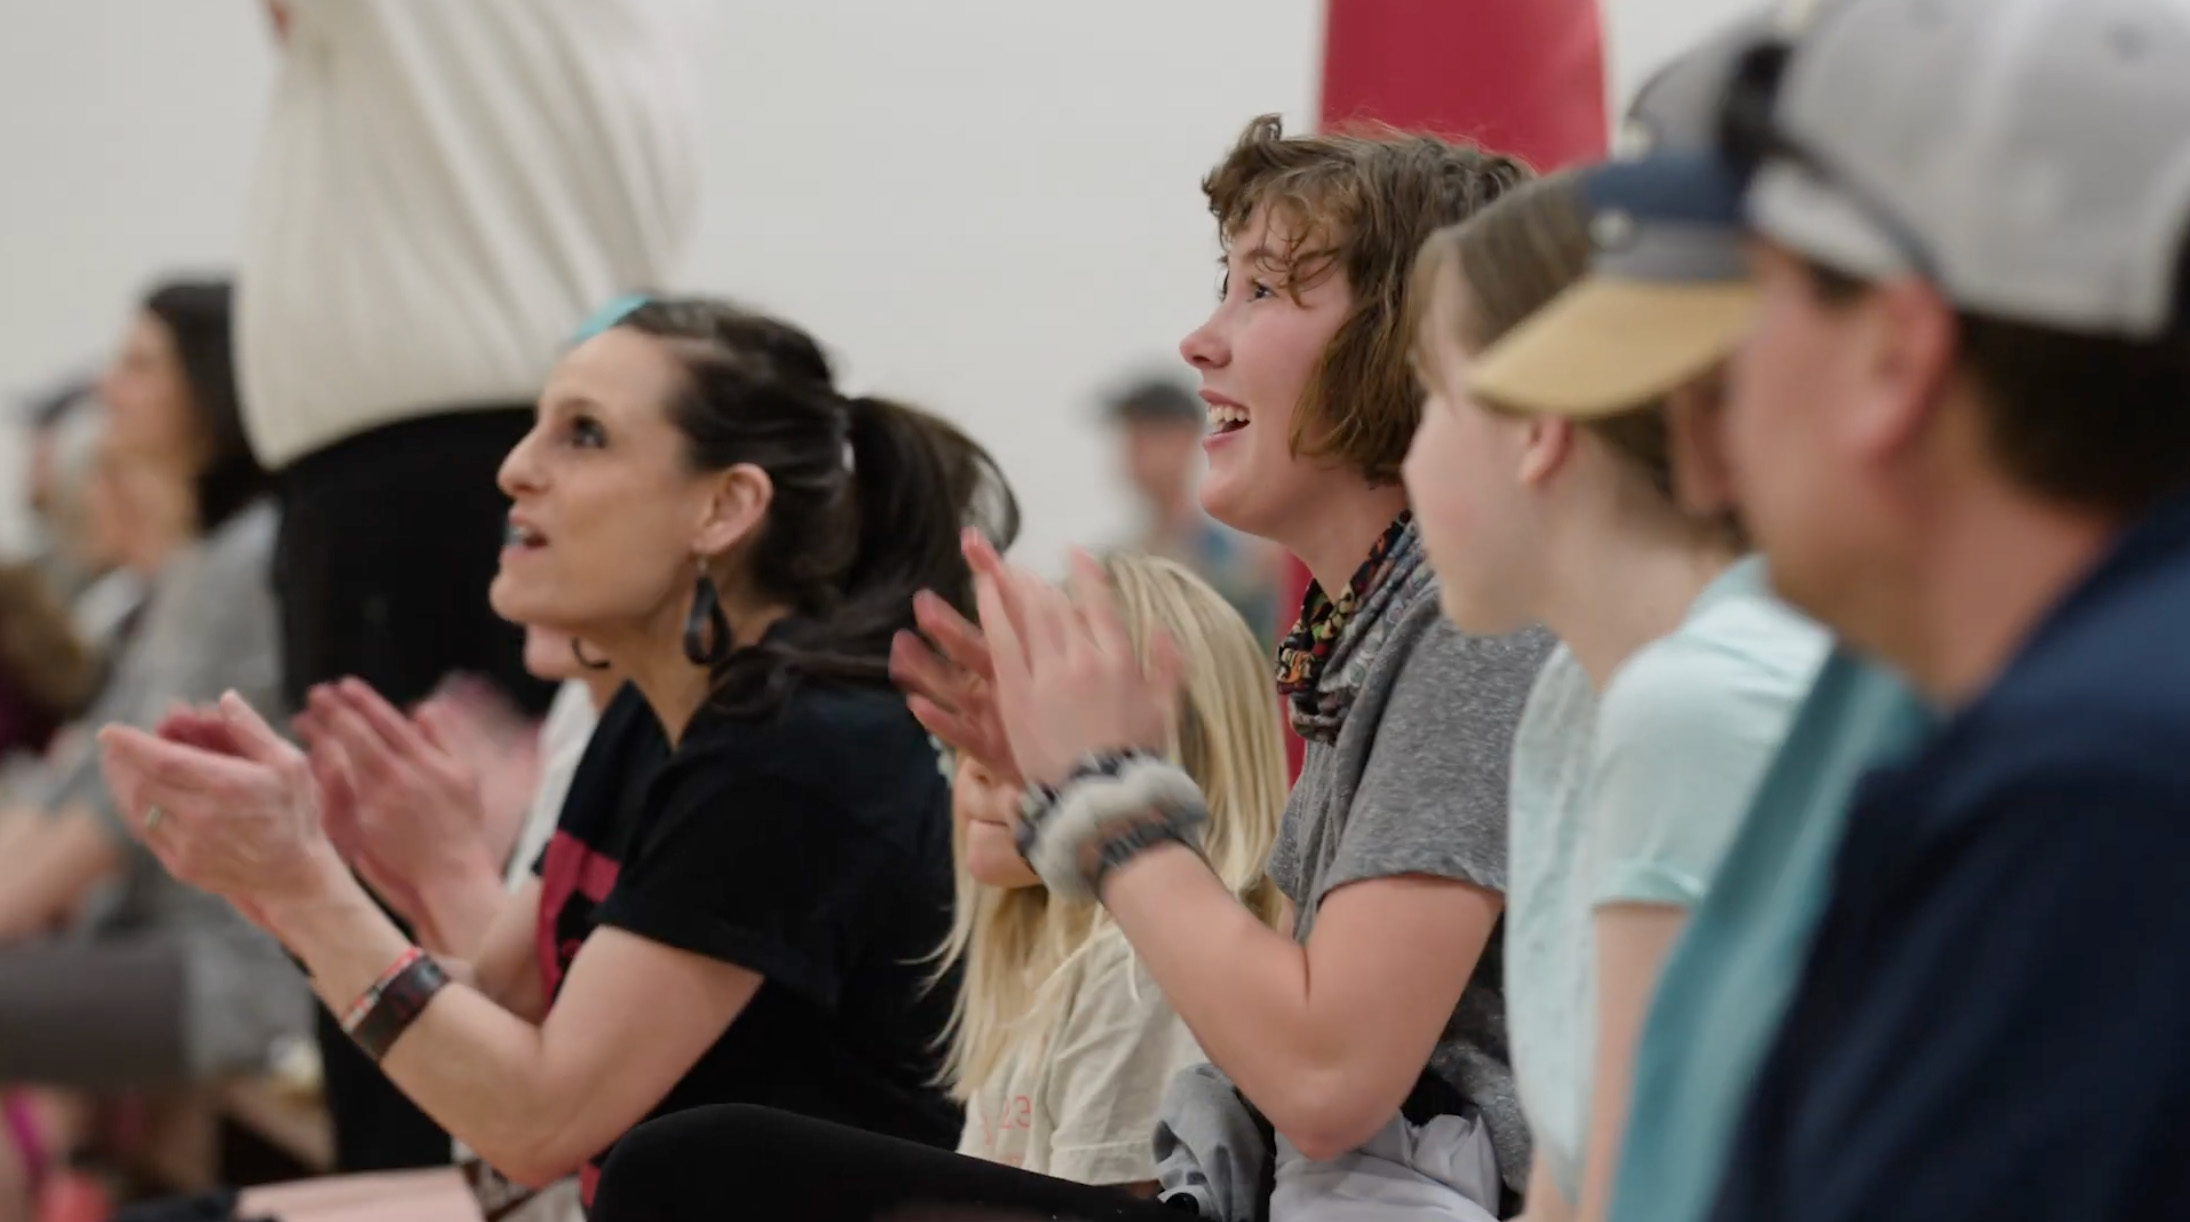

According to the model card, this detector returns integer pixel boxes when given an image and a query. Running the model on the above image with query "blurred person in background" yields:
[1105,376,1282,646]
[0,281,308,1219]
[20,378,99,598]
[0,381,106,775]
[497,633,620,895]
[0,565,99,774]
[245,0,699,1172]
[19,386,144,656]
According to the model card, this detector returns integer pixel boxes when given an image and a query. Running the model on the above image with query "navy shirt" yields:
[1710,493,2190,1222]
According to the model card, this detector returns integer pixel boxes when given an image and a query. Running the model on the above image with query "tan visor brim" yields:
[1467,277,1759,418]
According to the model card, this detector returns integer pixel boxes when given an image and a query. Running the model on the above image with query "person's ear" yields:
[692,463,772,559]
[1843,277,1958,469]
[1516,415,1574,488]
[1667,368,1738,517]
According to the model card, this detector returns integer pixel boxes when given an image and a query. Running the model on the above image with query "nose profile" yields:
[1180,307,1230,372]
[497,424,544,498]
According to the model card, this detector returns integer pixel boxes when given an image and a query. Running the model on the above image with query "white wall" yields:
[1603,0,1762,114]
[0,2,278,555]
[0,0,1747,565]
[0,0,1324,566]
[681,1,1324,565]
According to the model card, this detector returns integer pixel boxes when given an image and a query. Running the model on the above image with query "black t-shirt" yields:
[535,679,962,1200]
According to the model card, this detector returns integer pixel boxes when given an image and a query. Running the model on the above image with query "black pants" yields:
[591,1105,1186,1222]
[273,407,555,1173]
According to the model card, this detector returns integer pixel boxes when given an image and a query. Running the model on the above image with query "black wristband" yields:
[349,953,450,1063]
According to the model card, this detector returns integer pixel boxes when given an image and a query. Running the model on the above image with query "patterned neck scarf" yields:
[1274,513,1431,744]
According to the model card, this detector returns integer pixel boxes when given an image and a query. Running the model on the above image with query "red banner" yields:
[1281,0,1609,777]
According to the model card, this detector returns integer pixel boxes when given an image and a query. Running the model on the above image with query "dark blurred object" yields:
[1104,378,1205,427]
[111,1189,271,1222]
[881,1208,1182,1222]
[0,563,99,757]
[20,373,97,432]
[592,1105,1180,1222]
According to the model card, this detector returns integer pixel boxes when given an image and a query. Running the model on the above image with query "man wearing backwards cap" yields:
[1564,0,2190,1218]
[1466,14,1938,1222]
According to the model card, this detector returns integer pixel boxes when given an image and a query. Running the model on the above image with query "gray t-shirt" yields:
[1268,581,1551,1193]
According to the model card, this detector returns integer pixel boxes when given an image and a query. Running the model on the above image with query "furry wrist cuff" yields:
[1016,751,1209,902]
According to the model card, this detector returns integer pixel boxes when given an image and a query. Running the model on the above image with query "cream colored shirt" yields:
[959,931,1204,1186]
[238,0,699,466]
[505,681,600,890]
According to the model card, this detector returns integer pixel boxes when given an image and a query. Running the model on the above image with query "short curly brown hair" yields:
[1203,114,1533,484]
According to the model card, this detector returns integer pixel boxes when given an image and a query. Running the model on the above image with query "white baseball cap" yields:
[1744,0,2190,338]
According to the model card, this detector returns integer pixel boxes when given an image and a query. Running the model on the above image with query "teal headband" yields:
[570,292,654,345]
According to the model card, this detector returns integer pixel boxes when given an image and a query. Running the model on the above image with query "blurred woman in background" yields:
[0,281,307,1219]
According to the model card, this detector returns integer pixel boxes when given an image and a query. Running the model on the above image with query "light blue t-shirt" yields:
[1608,649,1933,1222]
[1506,559,1827,1204]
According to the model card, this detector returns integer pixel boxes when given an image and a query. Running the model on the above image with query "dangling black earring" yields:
[570,638,611,672]
[683,572,733,667]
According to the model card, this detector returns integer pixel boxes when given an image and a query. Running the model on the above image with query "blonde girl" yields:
[941,551,1287,1189]
[580,553,1287,1222]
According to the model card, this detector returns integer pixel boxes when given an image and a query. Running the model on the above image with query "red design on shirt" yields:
[536,829,621,996]
[978,1093,1036,1156]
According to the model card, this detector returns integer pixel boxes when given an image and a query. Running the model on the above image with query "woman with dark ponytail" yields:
[96,296,1018,1212]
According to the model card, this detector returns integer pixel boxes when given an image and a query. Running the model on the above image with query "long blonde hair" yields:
[935,552,1289,1102]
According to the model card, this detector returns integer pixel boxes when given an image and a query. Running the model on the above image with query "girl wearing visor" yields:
[1399,25,1829,1220]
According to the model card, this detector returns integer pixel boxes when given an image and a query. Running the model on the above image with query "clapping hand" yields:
[294,679,515,926]
[891,531,1023,786]
[968,544,1181,789]
[98,693,343,931]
